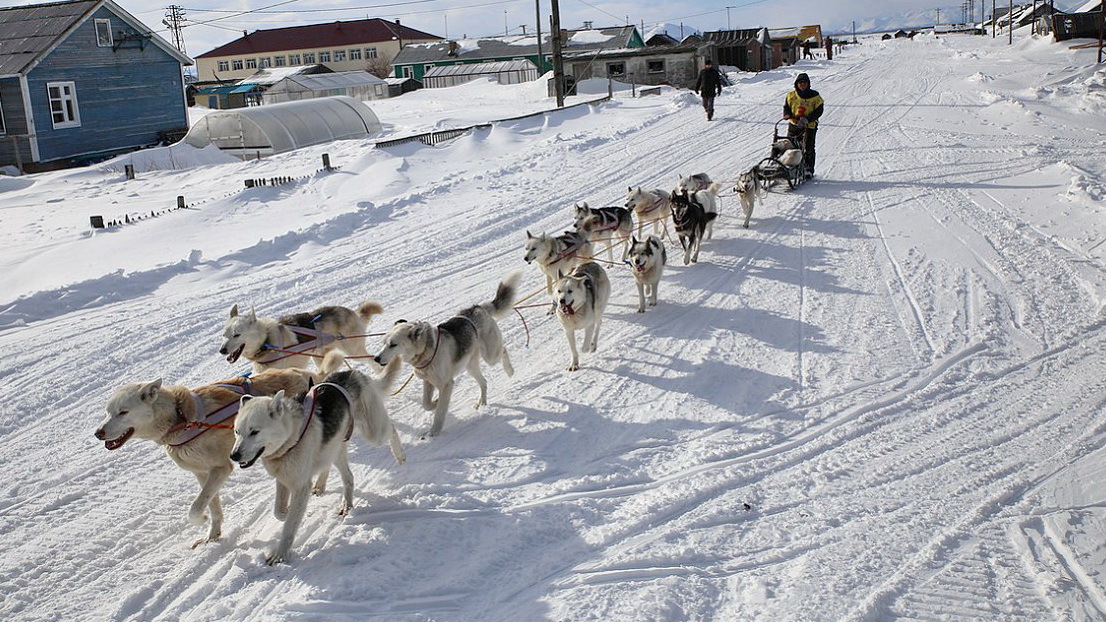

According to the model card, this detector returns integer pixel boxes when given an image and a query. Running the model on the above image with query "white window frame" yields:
[288,54,301,65]
[349,48,362,60]
[231,59,243,71]
[302,52,315,63]
[245,58,257,69]
[217,60,229,72]
[274,56,287,67]
[334,50,346,62]
[319,51,331,62]
[365,47,378,59]
[402,66,412,78]
[95,19,113,47]
[47,82,81,129]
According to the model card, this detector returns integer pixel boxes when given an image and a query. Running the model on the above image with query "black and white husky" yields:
[230,352,404,565]
[373,274,518,437]
[524,230,592,314]
[572,202,633,261]
[627,235,667,313]
[670,189,719,265]
[219,302,383,372]
[553,261,611,371]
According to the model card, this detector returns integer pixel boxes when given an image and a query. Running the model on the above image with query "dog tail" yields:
[357,301,384,322]
[486,271,521,317]
[321,351,348,375]
[373,356,404,394]
[705,181,722,196]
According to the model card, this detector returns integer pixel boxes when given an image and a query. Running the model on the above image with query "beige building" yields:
[194,18,441,83]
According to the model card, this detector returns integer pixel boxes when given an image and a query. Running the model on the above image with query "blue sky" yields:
[9,0,1090,58]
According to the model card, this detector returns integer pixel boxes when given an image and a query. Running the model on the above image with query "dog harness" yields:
[582,209,623,234]
[254,325,338,365]
[550,231,587,264]
[298,382,357,444]
[166,382,254,447]
[636,194,666,216]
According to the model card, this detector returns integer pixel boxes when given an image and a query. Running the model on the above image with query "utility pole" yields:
[163,5,186,54]
[550,0,565,107]
[535,0,544,72]
[936,8,941,31]
[1008,0,1013,44]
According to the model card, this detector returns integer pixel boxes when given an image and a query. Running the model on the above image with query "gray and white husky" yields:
[733,169,761,229]
[553,261,611,371]
[96,367,317,547]
[627,235,667,313]
[524,230,592,314]
[374,273,518,437]
[230,352,404,565]
[670,188,719,265]
[219,301,383,372]
[572,202,633,261]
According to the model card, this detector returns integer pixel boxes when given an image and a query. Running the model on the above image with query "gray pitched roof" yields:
[393,26,639,65]
[0,0,191,76]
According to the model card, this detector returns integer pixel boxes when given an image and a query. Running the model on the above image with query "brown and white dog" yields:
[219,302,383,372]
[96,366,321,547]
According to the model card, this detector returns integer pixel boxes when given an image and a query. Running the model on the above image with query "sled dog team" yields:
[96,172,735,565]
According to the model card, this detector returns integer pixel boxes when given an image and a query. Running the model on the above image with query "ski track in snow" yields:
[1,33,1106,621]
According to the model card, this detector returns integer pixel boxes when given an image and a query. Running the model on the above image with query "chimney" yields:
[583,21,593,29]
[395,19,401,26]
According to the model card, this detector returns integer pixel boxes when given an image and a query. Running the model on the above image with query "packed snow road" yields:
[1,32,1105,621]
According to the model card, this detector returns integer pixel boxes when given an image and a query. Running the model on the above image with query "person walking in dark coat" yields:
[783,72,824,178]
[694,59,724,121]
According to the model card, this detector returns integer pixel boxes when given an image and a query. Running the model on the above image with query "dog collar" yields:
[412,326,442,370]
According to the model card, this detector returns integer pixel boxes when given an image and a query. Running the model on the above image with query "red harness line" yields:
[166,383,253,446]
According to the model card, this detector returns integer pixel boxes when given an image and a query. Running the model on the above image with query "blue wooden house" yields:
[0,0,193,172]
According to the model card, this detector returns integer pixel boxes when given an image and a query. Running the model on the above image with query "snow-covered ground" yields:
[2,31,1106,621]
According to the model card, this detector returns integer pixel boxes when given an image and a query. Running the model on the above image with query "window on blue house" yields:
[95,19,113,47]
[47,82,80,129]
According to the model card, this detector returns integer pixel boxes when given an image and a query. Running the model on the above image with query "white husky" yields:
[219,301,383,372]
[675,172,713,194]
[624,186,674,237]
[374,273,518,437]
[524,230,592,314]
[230,352,404,565]
[553,261,611,371]
[627,235,667,312]
[96,368,317,547]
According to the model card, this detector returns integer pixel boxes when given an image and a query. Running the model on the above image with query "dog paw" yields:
[337,503,352,516]
[312,484,326,496]
[190,533,220,549]
[637,307,645,313]
[566,363,579,371]
[265,551,286,566]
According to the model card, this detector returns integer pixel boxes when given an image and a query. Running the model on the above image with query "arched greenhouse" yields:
[183,95,382,158]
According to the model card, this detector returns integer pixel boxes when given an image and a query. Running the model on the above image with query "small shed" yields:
[703,28,773,72]
[384,76,422,97]
[182,95,382,158]
[422,59,538,88]
[262,71,389,104]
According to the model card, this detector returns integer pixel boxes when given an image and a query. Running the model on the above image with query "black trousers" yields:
[787,125,817,174]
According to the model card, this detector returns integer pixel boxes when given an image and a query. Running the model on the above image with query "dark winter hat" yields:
[704,58,713,65]
[795,72,810,86]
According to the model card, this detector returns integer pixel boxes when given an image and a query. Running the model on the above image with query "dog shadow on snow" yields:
[260,402,683,620]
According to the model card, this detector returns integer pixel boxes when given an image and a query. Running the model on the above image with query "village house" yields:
[0,0,191,172]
